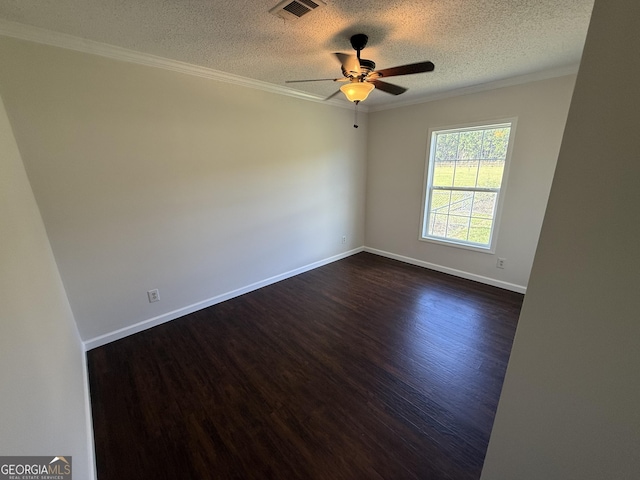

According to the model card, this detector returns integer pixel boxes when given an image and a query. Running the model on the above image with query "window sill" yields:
[419,235,496,254]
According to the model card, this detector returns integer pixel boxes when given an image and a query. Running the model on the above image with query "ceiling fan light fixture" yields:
[340,81,374,103]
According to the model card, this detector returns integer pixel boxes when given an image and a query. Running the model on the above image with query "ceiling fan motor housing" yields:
[359,59,376,76]
[341,59,376,79]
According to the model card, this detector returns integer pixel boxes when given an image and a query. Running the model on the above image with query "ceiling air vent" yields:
[269,0,326,21]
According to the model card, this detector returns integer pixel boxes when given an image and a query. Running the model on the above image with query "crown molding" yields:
[0,19,363,111]
[367,64,580,112]
[1,18,575,115]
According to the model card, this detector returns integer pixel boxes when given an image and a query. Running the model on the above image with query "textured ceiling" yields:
[0,0,594,108]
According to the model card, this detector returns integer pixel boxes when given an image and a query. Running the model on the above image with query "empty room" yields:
[1,0,639,479]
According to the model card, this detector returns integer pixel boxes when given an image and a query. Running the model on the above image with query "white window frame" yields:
[419,118,517,253]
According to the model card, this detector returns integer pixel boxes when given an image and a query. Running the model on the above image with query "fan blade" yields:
[324,90,342,101]
[370,80,407,96]
[334,53,360,76]
[285,78,344,83]
[375,61,435,78]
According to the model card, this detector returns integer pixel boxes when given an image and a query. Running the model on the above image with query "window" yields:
[420,120,516,251]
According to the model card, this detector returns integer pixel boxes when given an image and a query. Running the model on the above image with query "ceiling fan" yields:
[286,33,435,104]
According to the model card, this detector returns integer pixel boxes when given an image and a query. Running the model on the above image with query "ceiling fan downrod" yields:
[350,34,369,61]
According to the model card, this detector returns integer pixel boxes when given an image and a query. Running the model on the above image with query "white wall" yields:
[365,75,576,291]
[0,37,367,344]
[481,0,640,477]
[0,94,95,478]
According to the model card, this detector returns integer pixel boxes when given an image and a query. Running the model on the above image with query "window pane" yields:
[446,214,470,241]
[481,128,510,159]
[469,217,492,244]
[477,160,505,188]
[449,191,473,217]
[458,130,483,160]
[430,190,452,211]
[472,191,497,218]
[429,212,448,237]
[433,160,454,187]
[435,132,459,161]
[453,160,479,188]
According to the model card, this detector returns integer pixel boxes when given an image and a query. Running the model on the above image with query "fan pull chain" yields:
[354,100,360,128]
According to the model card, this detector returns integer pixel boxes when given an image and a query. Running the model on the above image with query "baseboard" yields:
[83,245,524,350]
[363,247,527,294]
[83,247,364,350]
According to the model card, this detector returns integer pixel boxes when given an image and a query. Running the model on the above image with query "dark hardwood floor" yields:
[87,252,523,480]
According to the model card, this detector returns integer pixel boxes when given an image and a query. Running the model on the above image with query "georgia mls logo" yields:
[0,456,72,479]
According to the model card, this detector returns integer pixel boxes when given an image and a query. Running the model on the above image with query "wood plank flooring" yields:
[87,252,523,480]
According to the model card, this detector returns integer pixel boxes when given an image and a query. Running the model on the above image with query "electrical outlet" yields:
[147,289,160,303]
[497,258,506,269]
[342,235,347,244]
